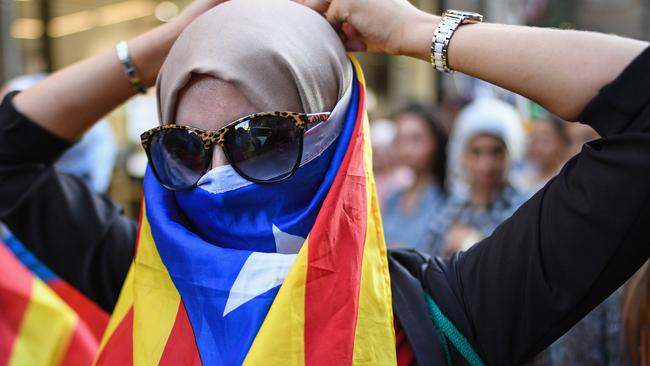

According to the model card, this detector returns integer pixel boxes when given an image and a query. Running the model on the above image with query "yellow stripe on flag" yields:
[351,103,396,364]
[95,263,134,360]
[243,241,309,365]
[132,209,181,366]
[9,279,77,366]
[349,54,366,87]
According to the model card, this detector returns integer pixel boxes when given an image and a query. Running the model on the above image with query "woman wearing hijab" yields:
[431,98,527,256]
[2,2,390,364]
[1,0,650,364]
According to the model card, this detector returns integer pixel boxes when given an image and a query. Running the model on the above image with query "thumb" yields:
[341,22,368,52]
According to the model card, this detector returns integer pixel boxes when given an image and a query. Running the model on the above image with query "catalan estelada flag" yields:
[0,238,102,365]
[96,57,396,365]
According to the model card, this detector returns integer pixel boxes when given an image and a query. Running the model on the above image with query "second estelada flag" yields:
[0,239,102,365]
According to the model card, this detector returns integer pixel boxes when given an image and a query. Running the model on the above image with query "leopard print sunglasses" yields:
[140,112,330,191]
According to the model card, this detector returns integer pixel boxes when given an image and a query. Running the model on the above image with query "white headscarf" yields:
[447,97,525,195]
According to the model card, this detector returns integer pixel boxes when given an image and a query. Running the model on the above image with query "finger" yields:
[341,22,360,40]
[323,1,348,28]
[341,22,368,52]
[297,0,331,14]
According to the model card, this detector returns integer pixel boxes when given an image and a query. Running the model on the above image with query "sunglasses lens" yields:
[148,128,209,190]
[225,115,302,182]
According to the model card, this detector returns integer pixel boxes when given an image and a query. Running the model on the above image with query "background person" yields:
[552,290,628,365]
[531,262,647,366]
[369,118,410,206]
[381,103,447,252]
[431,97,527,256]
[0,74,118,194]
[622,260,650,366]
[0,74,117,366]
[517,116,570,193]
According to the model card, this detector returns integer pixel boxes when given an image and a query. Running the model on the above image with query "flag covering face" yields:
[0,237,103,365]
[96,57,396,365]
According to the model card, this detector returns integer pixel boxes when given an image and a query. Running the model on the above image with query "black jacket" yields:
[1,48,650,365]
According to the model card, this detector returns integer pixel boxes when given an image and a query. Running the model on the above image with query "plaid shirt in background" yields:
[427,185,528,256]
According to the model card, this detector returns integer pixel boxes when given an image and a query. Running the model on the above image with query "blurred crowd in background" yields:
[370,83,649,365]
[0,0,649,365]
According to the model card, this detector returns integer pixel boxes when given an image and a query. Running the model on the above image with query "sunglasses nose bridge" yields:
[203,131,229,169]
[210,147,229,169]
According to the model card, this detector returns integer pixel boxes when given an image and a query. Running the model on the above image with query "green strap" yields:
[424,292,486,366]
[431,316,453,366]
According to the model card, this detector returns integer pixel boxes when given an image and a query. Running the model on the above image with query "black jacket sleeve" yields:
[0,92,136,312]
[433,46,650,365]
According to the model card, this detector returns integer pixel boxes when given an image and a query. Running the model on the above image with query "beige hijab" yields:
[157,0,352,124]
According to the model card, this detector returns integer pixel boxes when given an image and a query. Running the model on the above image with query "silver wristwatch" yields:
[431,10,483,73]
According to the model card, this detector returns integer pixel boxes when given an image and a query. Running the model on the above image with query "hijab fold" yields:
[157,0,352,124]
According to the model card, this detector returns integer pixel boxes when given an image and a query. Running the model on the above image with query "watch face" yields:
[446,9,484,22]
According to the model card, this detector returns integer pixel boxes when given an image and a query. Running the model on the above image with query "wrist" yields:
[398,12,440,60]
[127,23,179,87]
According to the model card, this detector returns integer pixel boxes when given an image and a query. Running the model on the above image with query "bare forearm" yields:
[12,23,178,141]
[404,15,648,121]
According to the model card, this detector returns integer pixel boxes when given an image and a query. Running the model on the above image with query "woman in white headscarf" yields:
[430,97,528,256]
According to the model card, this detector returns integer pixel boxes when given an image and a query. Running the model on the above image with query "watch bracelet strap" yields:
[116,41,148,94]
[431,13,465,73]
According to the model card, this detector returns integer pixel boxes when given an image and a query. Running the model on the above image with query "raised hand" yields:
[296,0,439,56]
[12,0,230,141]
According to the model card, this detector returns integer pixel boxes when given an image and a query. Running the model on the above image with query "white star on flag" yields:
[222,225,304,316]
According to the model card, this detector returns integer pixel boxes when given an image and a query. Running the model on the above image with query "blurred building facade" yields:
[1,0,187,79]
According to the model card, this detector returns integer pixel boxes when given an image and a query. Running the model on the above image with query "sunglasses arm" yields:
[305,112,331,130]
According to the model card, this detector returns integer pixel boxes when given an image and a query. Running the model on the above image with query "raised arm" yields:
[12,0,225,141]
[299,0,648,121]
[301,1,650,364]
[0,1,226,311]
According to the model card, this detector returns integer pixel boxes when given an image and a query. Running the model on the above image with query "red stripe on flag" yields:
[59,320,98,366]
[159,301,202,366]
[395,317,415,366]
[49,280,109,341]
[304,80,368,366]
[95,307,134,366]
[0,243,34,364]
